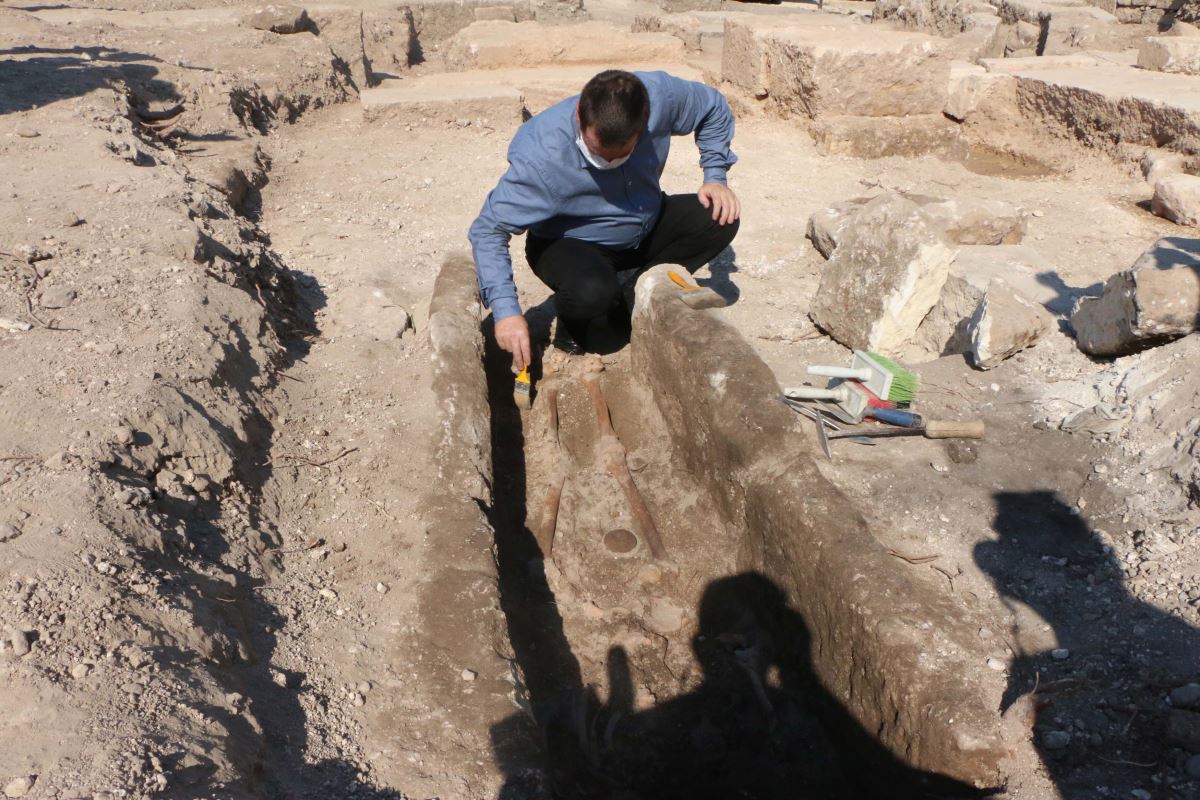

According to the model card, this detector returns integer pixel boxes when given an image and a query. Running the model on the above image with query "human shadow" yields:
[0,46,181,115]
[976,492,1200,799]
[490,571,994,799]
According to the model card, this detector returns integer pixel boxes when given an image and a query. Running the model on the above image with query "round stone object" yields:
[603,529,638,554]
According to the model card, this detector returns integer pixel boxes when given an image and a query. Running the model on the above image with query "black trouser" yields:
[526,193,740,351]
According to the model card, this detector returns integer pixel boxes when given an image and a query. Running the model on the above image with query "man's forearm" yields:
[468,222,522,320]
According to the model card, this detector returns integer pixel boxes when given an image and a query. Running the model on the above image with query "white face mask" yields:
[576,132,631,170]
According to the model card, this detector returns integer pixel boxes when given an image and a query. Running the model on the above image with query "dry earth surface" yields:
[2,0,1200,798]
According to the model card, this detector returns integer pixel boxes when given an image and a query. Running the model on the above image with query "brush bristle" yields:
[865,352,920,403]
[513,380,531,410]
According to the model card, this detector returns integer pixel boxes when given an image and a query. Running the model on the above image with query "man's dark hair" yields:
[578,70,650,147]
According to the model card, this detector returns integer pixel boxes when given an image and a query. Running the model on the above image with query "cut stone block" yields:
[633,11,724,52]
[1010,63,1200,154]
[721,13,951,118]
[1071,238,1200,355]
[361,83,526,127]
[1153,173,1200,226]
[475,5,516,20]
[809,194,956,355]
[1139,36,1200,74]
[968,280,1052,368]
[811,114,961,158]
[443,20,684,70]
[807,197,871,259]
[808,194,1026,260]
[249,4,310,33]
[911,244,1059,359]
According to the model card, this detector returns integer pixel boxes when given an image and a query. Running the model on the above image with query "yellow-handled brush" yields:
[514,366,532,410]
[668,270,727,309]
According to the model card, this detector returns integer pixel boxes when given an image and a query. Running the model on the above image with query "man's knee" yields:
[558,271,620,320]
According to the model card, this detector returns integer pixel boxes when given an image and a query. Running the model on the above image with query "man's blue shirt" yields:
[467,71,738,320]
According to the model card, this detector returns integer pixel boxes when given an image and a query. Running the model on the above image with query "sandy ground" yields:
[1,0,1199,797]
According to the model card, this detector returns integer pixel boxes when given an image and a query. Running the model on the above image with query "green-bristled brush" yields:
[807,350,920,405]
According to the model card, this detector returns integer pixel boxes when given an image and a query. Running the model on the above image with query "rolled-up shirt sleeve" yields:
[467,155,557,320]
[659,73,738,185]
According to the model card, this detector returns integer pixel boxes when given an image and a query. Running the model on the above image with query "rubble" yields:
[968,280,1052,369]
[1071,238,1200,355]
[1152,173,1200,227]
[809,194,955,354]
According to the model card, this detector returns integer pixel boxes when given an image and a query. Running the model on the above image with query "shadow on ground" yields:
[978,491,1200,800]
[1,46,182,115]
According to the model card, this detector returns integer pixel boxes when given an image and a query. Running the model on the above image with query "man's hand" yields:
[698,182,741,226]
[495,314,532,372]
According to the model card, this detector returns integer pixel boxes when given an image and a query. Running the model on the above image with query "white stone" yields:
[1152,173,1200,227]
[969,280,1052,369]
[1139,36,1200,75]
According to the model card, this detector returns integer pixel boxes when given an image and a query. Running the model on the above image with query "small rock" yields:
[352,693,366,707]
[1130,791,1151,800]
[1186,753,1200,779]
[1166,709,1200,752]
[0,524,20,543]
[8,629,30,657]
[0,318,33,333]
[61,211,84,228]
[1152,173,1200,227]
[1171,683,1200,710]
[1051,648,1070,660]
[121,682,144,696]
[3,776,35,798]
[460,668,477,681]
[15,127,39,139]
[356,681,371,694]
[70,662,93,679]
[375,582,388,594]
[946,439,978,464]
[318,588,337,601]
[114,426,134,446]
[986,657,1007,671]
[272,670,290,688]
[1042,730,1071,750]
[38,286,76,309]
[1093,464,1108,474]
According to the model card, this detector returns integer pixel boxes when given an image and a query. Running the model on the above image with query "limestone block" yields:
[808,194,1026,260]
[811,114,960,159]
[968,280,1052,368]
[721,14,951,118]
[1008,63,1200,155]
[443,21,684,70]
[1153,173,1200,227]
[361,83,526,127]
[633,11,722,52]
[911,244,1056,359]
[809,194,956,354]
[807,197,870,259]
[1139,36,1200,74]
[248,4,310,33]
[1071,238,1200,355]
[1140,149,1192,186]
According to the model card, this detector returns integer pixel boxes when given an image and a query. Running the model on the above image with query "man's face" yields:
[581,125,638,162]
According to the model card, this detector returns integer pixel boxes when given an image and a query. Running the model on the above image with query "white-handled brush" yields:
[807,351,919,405]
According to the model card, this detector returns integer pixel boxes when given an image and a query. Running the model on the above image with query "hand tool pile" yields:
[782,350,985,460]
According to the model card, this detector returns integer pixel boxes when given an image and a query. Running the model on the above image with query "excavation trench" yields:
[446,261,1010,798]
